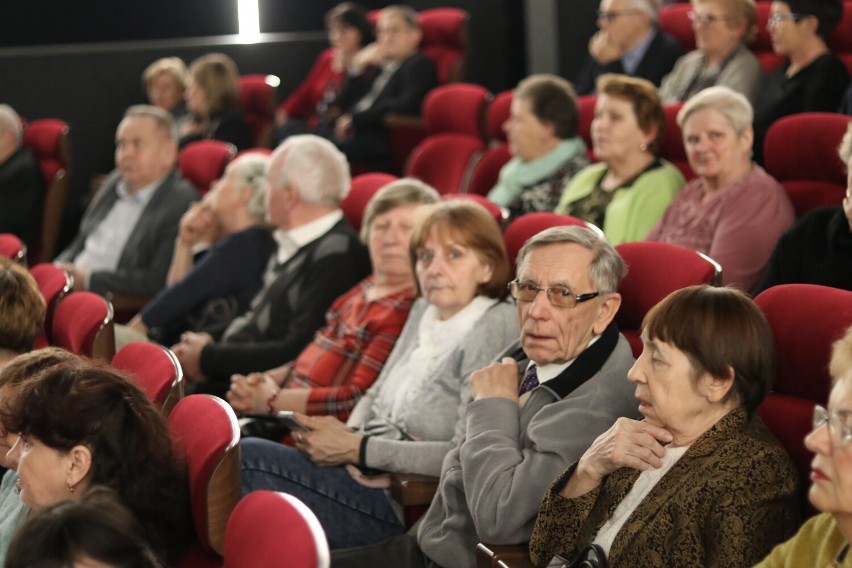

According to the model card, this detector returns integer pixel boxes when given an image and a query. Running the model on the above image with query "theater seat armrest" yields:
[476,543,535,568]
[389,473,439,506]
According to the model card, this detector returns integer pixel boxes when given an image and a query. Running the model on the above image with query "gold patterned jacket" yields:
[529,408,800,567]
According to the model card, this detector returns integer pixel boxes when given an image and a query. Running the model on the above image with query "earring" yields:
[66,482,75,495]
[639,142,648,152]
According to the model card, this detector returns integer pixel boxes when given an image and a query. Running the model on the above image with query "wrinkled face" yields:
[114,116,176,192]
[504,96,556,161]
[805,375,852,515]
[328,22,363,56]
[206,161,247,221]
[629,337,715,433]
[376,12,421,62]
[597,0,643,46]
[367,203,421,283]
[414,227,493,320]
[184,78,208,117]
[591,94,652,163]
[682,107,752,183]
[147,72,185,112]
[767,1,811,56]
[7,434,74,509]
[516,243,610,365]
[692,0,747,59]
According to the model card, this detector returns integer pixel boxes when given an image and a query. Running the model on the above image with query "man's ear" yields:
[593,293,621,335]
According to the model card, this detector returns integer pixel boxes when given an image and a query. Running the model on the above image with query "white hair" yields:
[228,153,270,222]
[628,0,661,23]
[269,135,350,206]
[0,105,23,146]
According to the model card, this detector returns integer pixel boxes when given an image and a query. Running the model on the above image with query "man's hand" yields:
[334,114,354,140]
[171,332,214,384]
[351,42,384,71]
[178,202,219,247]
[588,30,624,65]
[469,357,522,403]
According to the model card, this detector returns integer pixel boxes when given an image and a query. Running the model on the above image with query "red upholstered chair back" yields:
[0,233,26,264]
[341,173,399,232]
[615,242,721,357]
[658,3,696,52]
[21,118,71,262]
[660,102,694,180]
[486,90,513,144]
[763,113,850,217]
[28,263,72,348]
[405,134,484,195]
[467,144,512,197]
[503,212,596,271]
[169,395,240,559]
[51,291,115,361]
[418,8,469,84]
[422,83,490,138]
[178,140,236,195]
[442,193,508,227]
[223,491,330,568]
[112,342,184,415]
[755,284,852,516]
[577,94,597,159]
[238,75,276,148]
[828,1,852,74]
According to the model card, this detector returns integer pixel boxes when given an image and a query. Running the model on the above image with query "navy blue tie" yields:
[519,365,539,395]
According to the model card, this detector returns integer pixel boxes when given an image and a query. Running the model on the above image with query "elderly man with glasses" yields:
[574,0,683,95]
[332,226,638,568]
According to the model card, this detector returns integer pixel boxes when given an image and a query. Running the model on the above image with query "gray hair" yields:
[380,5,420,29]
[517,226,627,294]
[677,86,753,135]
[270,135,350,206]
[228,153,270,222]
[627,0,661,24]
[0,105,23,146]
[360,178,441,242]
[122,104,178,142]
[141,57,188,90]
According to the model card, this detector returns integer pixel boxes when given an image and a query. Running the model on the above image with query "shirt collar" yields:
[621,28,656,76]
[275,209,343,264]
[116,174,166,206]
[528,334,602,384]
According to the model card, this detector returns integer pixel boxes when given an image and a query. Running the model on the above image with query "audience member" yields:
[331,226,637,568]
[172,135,371,397]
[647,86,794,291]
[0,257,45,368]
[0,360,192,564]
[555,74,684,245]
[574,0,683,95]
[753,0,848,164]
[240,200,517,549]
[0,348,75,565]
[276,3,374,141]
[5,486,160,568]
[55,105,198,298]
[331,5,438,167]
[125,153,274,345]
[487,75,590,217]
[227,178,439,420]
[659,0,762,105]
[0,104,42,248]
[755,326,852,567]
[755,123,852,293]
[530,285,799,567]
[142,56,190,129]
[180,53,252,151]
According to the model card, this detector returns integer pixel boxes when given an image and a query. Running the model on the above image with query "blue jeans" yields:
[240,438,405,549]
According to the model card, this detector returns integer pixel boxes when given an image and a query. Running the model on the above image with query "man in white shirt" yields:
[55,105,197,297]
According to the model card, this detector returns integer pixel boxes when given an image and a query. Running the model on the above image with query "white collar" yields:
[274,209,343,264]
[528,334,602,384]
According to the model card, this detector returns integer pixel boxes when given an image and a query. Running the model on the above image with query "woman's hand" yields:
[292,413,361,466]
[227,372,278,414]
[177,202,219,247]
[560,418,673,498]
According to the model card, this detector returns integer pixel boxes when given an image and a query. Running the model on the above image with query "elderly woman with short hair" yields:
[659,0,762,104]
[530,285,799,567]
[647,86,794,291]
[127,153,275,344]
[555,74,684,244]
[142,57,190,127]
[487,74,590,216]
[755,326,852,567]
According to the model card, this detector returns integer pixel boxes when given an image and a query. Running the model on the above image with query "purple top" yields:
[647,165,794,291]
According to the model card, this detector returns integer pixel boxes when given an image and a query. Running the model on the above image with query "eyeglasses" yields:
[508,280,600,309]
[687,11,725,25]
[597,9,639,22]
[767,12,807,25]
[813,405,852,447]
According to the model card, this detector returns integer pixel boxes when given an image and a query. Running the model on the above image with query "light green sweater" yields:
[554,160,684,245]
[755,513,852,567]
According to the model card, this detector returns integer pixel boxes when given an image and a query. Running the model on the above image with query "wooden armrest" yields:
[383,113,425,129]
[389,473,439,506]
[105,292,150,324]
[476,543,535,568]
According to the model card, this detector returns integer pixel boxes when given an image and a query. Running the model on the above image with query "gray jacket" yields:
[56,169,198,297]
[416,324,638,568]
[659,44,763,106]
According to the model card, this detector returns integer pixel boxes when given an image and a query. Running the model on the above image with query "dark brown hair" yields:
[596,73,666,156]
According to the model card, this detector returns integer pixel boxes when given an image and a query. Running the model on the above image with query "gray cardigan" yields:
[659,44,763,106]
[416,325,638,568]
[348,298,518,477]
